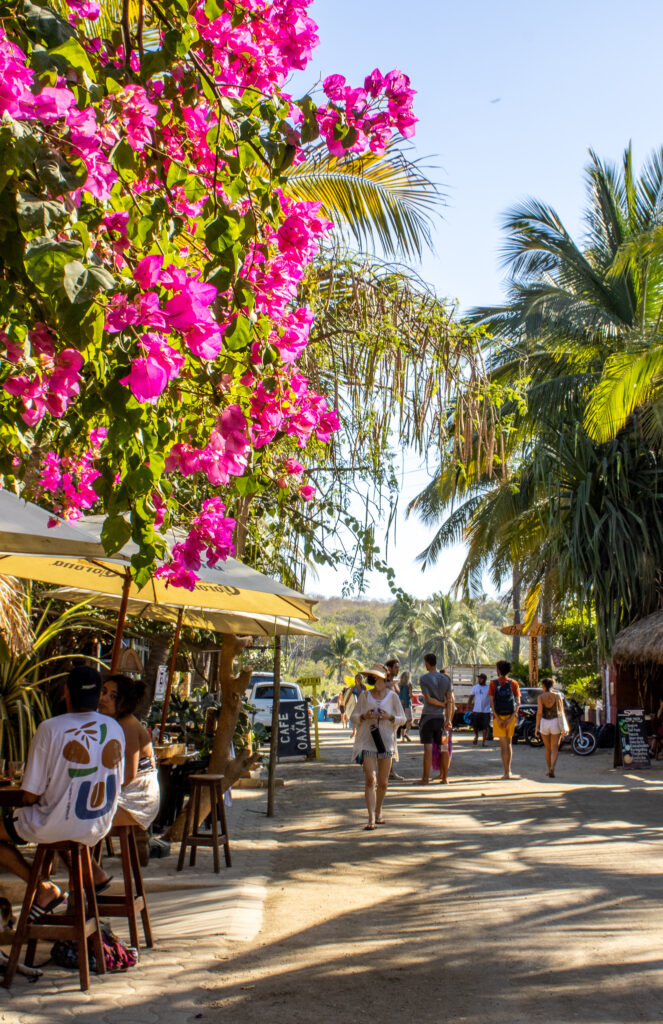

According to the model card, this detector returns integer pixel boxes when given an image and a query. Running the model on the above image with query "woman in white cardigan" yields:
[350,664,407,830]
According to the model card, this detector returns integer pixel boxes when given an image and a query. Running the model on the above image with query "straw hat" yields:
[358,663,388,680]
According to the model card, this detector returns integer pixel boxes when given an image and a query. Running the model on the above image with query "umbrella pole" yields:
[159,607,184,742]
[109,570,132,673]
[267,635,281,817]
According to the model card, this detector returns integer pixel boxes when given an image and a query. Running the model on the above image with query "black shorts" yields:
[472,712,491,730]
[2,810,25,845]
[419,717,447,745]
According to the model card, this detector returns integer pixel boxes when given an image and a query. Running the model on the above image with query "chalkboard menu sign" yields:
[277,701,311,759]
[617,708,651,768]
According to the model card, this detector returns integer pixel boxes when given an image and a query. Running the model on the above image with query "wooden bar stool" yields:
[2,840,105,991]
[96,826,153,949]
[177,774,232,873]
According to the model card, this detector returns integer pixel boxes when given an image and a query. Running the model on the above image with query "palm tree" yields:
[285,141,442,260]
[415,594,464,670]
[410,145,663,655]
[312,627,364,689]
[455,613,493,664]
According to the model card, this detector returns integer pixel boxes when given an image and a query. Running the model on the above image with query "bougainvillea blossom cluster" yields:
[0,0,416,587]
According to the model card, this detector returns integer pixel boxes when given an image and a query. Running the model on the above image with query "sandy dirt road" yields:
[204,723,663,1024]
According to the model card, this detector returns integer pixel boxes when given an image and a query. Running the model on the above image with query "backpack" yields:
[51,927,138,973]
[492,679,516,715]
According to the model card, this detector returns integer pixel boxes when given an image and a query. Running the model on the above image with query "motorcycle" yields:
[517,706,542,747]
[561,698,597,756]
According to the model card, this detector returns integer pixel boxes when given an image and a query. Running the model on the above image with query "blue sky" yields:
[300,0,663,601]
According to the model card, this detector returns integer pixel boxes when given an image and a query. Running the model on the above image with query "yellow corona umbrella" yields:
[51,587,324,637]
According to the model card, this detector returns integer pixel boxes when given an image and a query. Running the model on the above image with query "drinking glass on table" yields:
[9,762,24,784]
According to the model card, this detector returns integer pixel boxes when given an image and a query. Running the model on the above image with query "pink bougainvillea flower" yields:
[322,74,346,101]
[68,0,101,19]
[33,87,76,123]
[120,356,168,403]
[284,458,304,474]
[1,332,24,364]
[134,254,164,288]
[300,484,316,501]
[185,323,226,361]
[364,68,385,98]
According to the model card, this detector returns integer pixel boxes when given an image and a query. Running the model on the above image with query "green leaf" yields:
[23,0,75,46]
[224,314,252,351]
[205,212,242,253]
[35,151,87,198]
[62,261,115,304]
[100,514,132,555]
[24,238,83,293]
[15,194,69,236]
[50,37,96,80]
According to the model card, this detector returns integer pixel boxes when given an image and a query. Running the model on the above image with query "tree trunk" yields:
[136,635,170,720]
[511,566,521,663]
[540,573,553,671]
[166,633,260,841]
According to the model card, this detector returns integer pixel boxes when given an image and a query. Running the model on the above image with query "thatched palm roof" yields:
[612,609,663,665]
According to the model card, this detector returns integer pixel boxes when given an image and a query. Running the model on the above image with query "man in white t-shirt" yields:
[0,667,124,920]
[468,673,491,747]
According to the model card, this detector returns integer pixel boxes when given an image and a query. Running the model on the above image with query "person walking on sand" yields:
[417,654,455,785]
[347,674,366,738]
[535,677,568,777]
[385,658,400,693]
[489,660,521,779]
[468,673,491,746]
[397,671,413,741]
[350,664,406,830]
[338,688,348,728]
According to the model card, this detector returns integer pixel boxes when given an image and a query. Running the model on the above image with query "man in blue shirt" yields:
[418,653,455,784]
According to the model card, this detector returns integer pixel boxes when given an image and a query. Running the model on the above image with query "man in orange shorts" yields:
[489,661,521,779]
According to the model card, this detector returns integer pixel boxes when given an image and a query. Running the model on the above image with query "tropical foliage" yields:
[0,0,425,592]
[0,587,100,759]
[311,626,364,687]
[411,145,663,655]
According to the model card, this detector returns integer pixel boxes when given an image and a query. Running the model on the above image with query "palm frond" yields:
[285,141,442,259]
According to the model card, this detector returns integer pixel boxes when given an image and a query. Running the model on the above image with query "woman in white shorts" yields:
[535,677,567,777]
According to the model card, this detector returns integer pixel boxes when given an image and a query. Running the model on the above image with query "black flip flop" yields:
[364,823,376,831]
[28,891,68,922]
[94,876,113,896]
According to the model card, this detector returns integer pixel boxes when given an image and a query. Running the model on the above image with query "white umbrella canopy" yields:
[0,491,109,558]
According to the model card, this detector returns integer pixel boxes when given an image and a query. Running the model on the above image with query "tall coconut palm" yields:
[416,594,464,670]
[312,626,364,689]
[411,145,663,654]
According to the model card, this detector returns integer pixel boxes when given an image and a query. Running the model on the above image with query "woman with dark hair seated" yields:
[93,674,160,890]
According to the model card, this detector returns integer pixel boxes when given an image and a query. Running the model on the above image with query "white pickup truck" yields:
[246,677,306,731]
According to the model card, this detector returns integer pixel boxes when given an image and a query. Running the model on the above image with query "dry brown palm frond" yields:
[0,576,33,655]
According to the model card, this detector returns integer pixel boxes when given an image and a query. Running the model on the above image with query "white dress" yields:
[350,690,406,762]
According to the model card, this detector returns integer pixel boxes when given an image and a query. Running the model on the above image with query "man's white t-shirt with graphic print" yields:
[15,712,125,846]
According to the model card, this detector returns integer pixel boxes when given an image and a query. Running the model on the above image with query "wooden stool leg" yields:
[119,829,140,951]
[209,783,220,874]
[2,845,48,988]
[81,846,105,976]
[127,829,153,947]
[70,845,90,991]
[190,783,201,867]
[217,785,232,868]
[177,783,196,871]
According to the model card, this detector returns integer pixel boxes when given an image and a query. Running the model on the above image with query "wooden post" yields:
[159,607,184,742]
[529,634,539,685]
[267,635,281,818]
[110,570,132,672]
